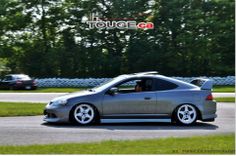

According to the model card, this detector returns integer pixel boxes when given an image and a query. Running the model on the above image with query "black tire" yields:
[173,104,197,125]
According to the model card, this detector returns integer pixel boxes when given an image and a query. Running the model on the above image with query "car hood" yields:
[51,90,96,102]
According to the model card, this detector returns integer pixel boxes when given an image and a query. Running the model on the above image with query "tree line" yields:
[0,0,234,78]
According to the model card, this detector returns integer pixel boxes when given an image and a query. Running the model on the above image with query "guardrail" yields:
[35,76,235,87]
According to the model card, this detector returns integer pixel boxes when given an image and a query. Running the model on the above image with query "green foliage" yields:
[0,134,234,154]
[0,58,11,75]
[0,0,234,77]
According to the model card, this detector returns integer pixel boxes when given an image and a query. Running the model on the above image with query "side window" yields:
[155,79,178,91]
[115,78,154,93]
[118,80,137,91]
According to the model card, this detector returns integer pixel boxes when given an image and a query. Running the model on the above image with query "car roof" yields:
[120,72,198,89]
[6,74,28,76]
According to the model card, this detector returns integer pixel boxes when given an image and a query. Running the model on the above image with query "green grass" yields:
[215,97,235,103]
[0,102,46,117]
[0,134,234,154]
[32,87,86,92]
[213,85,235,92]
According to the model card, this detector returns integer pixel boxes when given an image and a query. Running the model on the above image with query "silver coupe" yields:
[44,71,217,125]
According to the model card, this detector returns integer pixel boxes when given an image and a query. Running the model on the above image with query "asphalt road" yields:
[0,92,234,103]
[0,93,65,103]
[0,103,234,145]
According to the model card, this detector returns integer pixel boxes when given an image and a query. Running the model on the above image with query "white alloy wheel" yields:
[177,104,197,125]
[73,104,95,125]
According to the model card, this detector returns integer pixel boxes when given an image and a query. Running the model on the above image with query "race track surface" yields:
[0,103,234,145]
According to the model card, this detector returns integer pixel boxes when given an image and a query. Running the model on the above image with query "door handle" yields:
[144,97,151,100]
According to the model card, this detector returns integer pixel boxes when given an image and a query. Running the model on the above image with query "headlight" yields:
[51,99,67,106]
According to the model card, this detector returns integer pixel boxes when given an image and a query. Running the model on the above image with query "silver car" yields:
[44,71,217,125]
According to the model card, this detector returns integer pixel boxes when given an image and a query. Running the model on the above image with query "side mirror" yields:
[108,87,118,95]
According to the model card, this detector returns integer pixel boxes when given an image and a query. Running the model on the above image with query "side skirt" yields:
[100,114,171,123]
[101,118,171,123]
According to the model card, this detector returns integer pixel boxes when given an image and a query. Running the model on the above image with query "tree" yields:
[0,0,234,78]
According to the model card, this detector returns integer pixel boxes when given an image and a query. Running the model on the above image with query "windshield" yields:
[91,75,126,92]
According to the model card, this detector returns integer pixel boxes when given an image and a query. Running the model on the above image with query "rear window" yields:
[155,79,178,91]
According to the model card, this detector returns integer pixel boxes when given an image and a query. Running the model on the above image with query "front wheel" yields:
[174,104,197,125]
[72,104,96,125]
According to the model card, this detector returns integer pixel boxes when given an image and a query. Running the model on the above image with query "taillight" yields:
[206,93,213,101]
[33,80,36,85]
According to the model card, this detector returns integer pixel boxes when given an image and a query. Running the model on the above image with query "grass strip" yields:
[0,134,234,154]
[0,102,46,117]
[215,97,235,103]
[213,85,235,92]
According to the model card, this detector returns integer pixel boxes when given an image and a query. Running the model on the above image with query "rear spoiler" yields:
[190,78,213,90]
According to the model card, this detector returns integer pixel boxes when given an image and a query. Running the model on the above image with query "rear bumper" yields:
[201,100,217,121]
[201,114,217,122]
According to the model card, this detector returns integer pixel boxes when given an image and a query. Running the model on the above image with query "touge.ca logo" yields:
[86,18,154,30]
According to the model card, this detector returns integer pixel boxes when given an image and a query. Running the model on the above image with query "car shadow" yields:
[41,121,218,130]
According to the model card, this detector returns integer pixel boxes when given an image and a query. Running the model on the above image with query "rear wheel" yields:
[175,104,197,125]
[72,104,96,125]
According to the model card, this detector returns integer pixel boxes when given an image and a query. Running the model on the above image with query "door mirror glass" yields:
[108,87,118,95]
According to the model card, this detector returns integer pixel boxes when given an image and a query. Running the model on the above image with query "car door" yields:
[102,78,157,116]
[154,78,179,114]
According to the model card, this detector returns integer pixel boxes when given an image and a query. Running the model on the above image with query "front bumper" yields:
[43,104,72,123]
